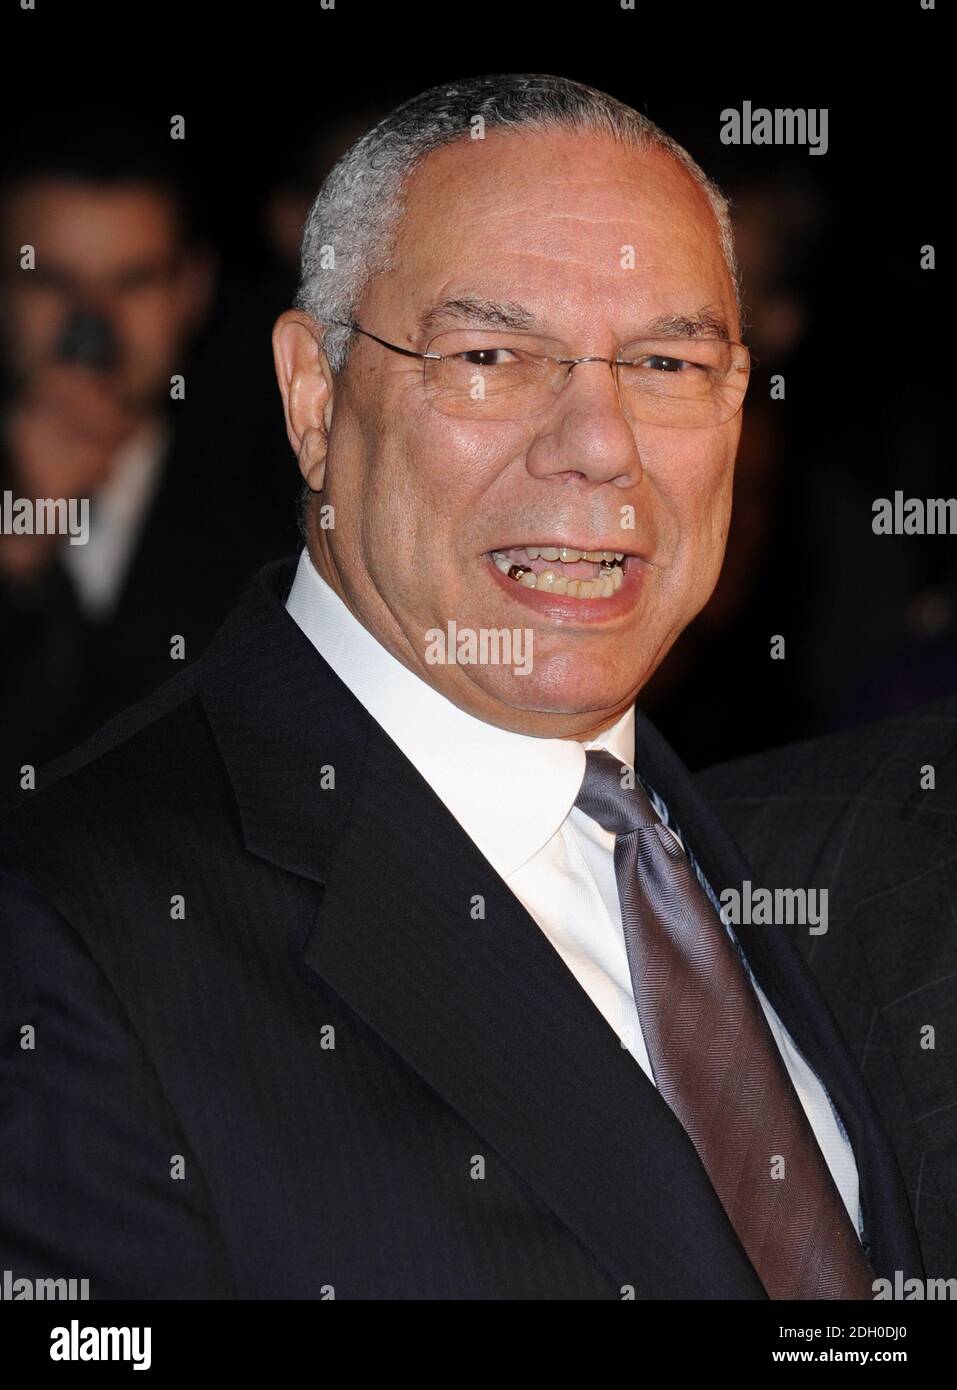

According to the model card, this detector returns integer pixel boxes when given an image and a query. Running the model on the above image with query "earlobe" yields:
[298,426,328,492]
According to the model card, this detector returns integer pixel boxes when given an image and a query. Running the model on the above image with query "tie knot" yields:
[574,748,659,837]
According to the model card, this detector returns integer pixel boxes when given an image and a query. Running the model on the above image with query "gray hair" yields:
[293,74,740,536]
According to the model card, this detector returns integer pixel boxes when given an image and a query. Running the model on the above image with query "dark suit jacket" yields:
[698,697,957,1279]
[0,400,296,780]
[0,556,924,1299]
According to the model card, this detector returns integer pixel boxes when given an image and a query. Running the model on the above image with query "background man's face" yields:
[0,181,208,414]
[308,128,743,738]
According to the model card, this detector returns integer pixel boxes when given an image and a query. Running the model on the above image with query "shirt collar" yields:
[285,547,636,878]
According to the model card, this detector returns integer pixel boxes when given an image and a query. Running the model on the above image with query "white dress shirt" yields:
[60,418,168,619]
[285,546,864,1240]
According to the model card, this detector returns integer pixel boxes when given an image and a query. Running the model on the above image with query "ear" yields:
[272,310,335,491]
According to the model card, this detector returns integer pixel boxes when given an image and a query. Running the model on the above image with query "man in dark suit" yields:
[0,75,924,1299]
[698,695,957,1281]
[0,117,293,779]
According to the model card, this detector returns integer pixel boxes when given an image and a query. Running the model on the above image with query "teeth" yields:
[490,549,628,600]
[497,544,627,564]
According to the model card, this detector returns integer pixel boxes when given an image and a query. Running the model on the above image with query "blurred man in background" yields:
[0,118,287,782]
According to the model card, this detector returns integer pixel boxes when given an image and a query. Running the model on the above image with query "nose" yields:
[523,357,644,488]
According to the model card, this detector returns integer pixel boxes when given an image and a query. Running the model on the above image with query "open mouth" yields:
[487,544,629,599]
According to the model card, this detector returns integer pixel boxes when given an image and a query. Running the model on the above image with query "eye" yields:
[457,348,517,367]
[638,354,693,373]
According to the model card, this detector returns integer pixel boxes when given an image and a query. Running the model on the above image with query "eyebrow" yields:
[643,309,732,340]
[418,297,537,339]
[417,296,732,342]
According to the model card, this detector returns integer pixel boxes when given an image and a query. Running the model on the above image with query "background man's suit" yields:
[0,556,924,1298]
[699,696,957,1280]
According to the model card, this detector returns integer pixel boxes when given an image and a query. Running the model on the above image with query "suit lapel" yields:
[635,709,925,1281]
[198,559,765,1299]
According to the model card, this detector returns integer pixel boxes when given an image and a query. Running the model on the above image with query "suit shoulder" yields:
[36,660,201,789]
[0,682,236,898]
[698,693,957,813]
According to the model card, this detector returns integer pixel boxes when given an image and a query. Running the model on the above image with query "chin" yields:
[464,658,642,721]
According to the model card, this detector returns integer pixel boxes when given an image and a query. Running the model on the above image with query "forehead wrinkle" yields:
[427,159,721,252]
[419,237,730,303]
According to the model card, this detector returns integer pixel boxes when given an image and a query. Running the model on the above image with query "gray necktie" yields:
[575,748,875,1300]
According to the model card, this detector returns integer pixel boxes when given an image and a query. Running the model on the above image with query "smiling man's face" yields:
[274,126,744,740]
